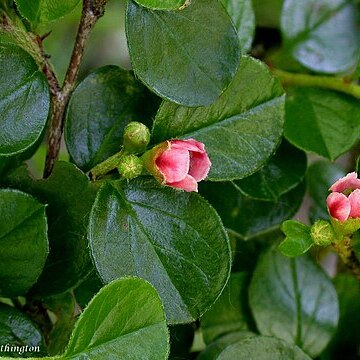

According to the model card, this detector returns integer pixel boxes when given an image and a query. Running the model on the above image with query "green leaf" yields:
[1,162,97,296]
[63,277,169,360]
[14,0,81,26]
[0,189,48,297]
[252,0,283,28]
[197,332,256,360]
[306,161,345,222]
[281,0,360,74]
[235,141,307,201]
[249,248,339,357]
[221,0,255,53]
[73,271,102,309]
[0,303,45,357]
[133,0,187,10]
[126,0,241,106]
[0,44,50,157]
[216,336,311,360]
[152,56,285,181]
[65,66,158,172]
[321,274,360,360]
[89,178,231,324]
[284,88,360,161]
[279,220,313,257]
[200,181,305,240]
[201,273,252,344]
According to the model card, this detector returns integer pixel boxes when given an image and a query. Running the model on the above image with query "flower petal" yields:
[329,172,360,193]
[349,189,360,218]
[171,139,205,153]
[188,151,212,181]
[326,192,351,222]
[167,175,198,192]
[156,148,190,183]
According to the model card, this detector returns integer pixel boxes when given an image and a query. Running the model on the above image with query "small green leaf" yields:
[0,44,50,157]
[152,56,285,181]
[89,178,231,324]
[201,272,252,344]
[14,0,81,26]
[126,0,241,106]
[221,0,255,53]
[200,181,305,240]
[306,161,345,222]
[236,141,307,201]
[249,248,339,357]
[65,66,158,172]
[285,88,360,161]
[281,0,360,74]
[1,162,97,296]
[133,0,187,10]
[63,277,169,360]
[279,220,313,257]
[0,303,45,357]
[0,189,48,297]
[217,336,311,360]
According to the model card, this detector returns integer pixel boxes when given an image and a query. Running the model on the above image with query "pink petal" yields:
[167,175,198,192]
[326,192,351,222]
[329,172,360,193]
[188,151,212,181]
[156,148,190,183]
[349,189,360,218]
[171,139,205,153]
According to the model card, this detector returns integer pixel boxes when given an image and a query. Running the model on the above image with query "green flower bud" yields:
[310,220,335,246]
[117,155,143,180]
[123,122,150,154]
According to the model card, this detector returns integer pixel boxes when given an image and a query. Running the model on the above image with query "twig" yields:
[43,0,107,178]
[273,69,360,100]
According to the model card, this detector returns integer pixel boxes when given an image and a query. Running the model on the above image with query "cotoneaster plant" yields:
[0,0,359,359]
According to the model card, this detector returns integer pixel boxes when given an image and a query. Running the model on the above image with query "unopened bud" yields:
[117,155,143,180]
[123,122,150,154]
[310,220,335,246]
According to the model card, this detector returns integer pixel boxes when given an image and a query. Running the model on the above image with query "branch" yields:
[273,69,360,100]
[43,0,107,178]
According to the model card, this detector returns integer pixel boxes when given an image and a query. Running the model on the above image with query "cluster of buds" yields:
[115,122,211,192]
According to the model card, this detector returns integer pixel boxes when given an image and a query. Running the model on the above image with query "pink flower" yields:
[142,139,211,192]
[326,172,360,222]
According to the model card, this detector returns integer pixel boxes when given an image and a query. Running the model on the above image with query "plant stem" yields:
[333,237,360,282]
[43,0,107,178]
[89,150,125,180]
[273,69,360,100]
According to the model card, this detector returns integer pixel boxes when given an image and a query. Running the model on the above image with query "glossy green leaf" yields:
[236,141,307,201]
[200,181,305,240]
[133,0,187,10]
[14,0,81,26]
[89,178,231,324]
[281,0,360,73]
[222,0,255,53]
[0,44,50,156]
[65,66,158,172]
[249,248,339,357]
[0,303,45,357]
[0,189,48,297]
[126,0,241,106]
[321,274,360,360]
[285,88,360,160]
[1,162,97,296]
[63,277,169,360]
[279,220,313,257]
[306,161,345,222]
[217,336,311,360]
[201,273,252,344]
[197,332,256,360]
[152,56,285,180]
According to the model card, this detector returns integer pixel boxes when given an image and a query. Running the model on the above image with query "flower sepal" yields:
[330,217,360,239]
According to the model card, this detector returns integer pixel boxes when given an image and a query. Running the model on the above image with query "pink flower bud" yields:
[327,172,360,222]
[142,139,211,192]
